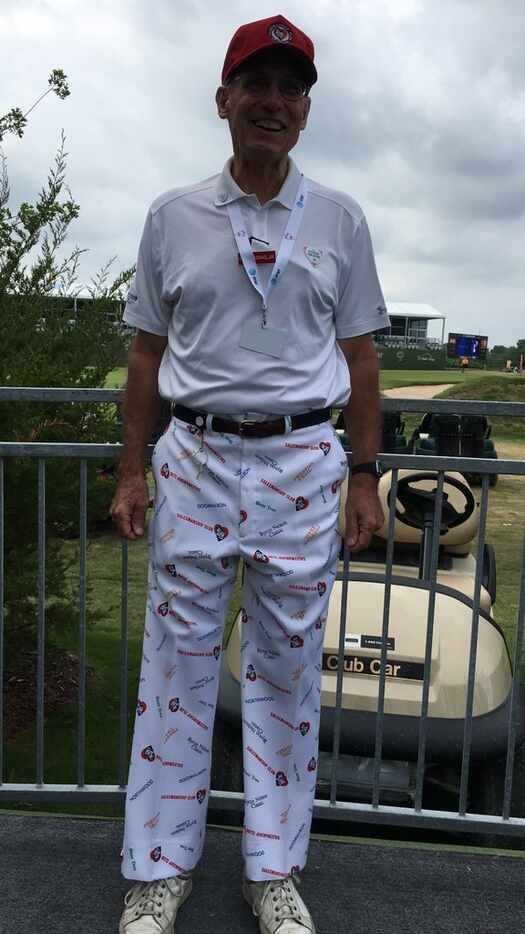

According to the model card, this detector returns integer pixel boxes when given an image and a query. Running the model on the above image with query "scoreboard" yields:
[447,333,488,360]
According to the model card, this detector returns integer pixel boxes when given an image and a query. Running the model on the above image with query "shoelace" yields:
[125,879,178,920]
[261,877,307,929]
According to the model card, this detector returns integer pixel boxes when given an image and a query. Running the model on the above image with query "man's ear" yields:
[299,95,311,132]
[216,86,229,119]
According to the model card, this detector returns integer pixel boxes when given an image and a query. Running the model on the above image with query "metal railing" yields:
[1,389,525,841]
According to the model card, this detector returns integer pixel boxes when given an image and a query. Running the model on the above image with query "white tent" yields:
[385,302,446,344]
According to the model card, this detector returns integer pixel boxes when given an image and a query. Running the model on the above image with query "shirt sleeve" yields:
[335,214,390,339]
[122,208,171,336]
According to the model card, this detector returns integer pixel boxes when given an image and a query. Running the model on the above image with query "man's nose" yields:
[260,80,285,108]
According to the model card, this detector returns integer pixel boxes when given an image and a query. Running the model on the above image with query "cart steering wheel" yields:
[390,472,476,533]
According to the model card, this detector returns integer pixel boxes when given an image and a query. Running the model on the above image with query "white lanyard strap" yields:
[226,175,308,325]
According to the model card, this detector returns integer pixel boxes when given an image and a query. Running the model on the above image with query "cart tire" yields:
[469,742,525,847]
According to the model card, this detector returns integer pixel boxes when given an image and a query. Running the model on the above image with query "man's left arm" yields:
[337,334,384,552]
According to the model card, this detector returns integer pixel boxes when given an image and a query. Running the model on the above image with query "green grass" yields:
[379,369,514,391]
[104,367,127,389]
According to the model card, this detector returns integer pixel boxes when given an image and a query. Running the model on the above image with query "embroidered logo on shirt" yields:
[304,246,323,267]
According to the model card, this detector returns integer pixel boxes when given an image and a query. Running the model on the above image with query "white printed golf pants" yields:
[121,414,347,882]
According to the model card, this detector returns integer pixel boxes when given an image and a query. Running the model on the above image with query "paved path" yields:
[2,813,525,933]
[383,384,453,398]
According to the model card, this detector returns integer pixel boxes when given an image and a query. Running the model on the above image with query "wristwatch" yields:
[351,460,383,479]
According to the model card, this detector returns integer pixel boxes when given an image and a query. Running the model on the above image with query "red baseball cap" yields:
[221,15,317,87]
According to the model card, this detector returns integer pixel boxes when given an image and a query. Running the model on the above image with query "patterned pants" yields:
[121,414,347,881]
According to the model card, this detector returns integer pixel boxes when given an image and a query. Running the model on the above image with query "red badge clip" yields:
[238,250,276,266]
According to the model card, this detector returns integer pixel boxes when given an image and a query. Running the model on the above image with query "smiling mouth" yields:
[253,120,285,133]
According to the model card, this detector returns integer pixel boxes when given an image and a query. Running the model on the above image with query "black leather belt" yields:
[172,403,331,438]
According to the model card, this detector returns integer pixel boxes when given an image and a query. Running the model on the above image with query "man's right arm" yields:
[110,329,168,540]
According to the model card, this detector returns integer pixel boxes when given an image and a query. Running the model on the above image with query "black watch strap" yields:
[351,460,382,479]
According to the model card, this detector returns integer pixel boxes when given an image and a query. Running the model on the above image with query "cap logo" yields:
[268,23,293,43]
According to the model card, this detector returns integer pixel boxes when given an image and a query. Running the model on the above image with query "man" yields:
[113,14,387,934]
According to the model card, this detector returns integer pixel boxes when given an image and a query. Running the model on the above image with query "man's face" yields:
[216,49,311,163]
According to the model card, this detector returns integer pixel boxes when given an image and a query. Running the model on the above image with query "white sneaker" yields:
[243,875,316,934]
[119,876,193,933]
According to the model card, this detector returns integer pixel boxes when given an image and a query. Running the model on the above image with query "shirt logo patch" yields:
[304,246,323,267]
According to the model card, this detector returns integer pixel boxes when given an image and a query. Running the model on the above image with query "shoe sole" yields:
[119,878,193,934]
[242,880,316,934]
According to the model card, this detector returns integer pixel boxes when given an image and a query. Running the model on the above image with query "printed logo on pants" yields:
[214,524,229,541]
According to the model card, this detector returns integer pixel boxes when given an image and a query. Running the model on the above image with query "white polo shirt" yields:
[123,158,388,416]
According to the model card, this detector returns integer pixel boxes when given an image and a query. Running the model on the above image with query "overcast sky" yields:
[1,0,524,345]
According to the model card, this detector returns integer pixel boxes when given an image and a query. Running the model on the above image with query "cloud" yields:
[1,0,524,344]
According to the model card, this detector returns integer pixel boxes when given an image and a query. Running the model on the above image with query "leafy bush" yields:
[1,72,134,643]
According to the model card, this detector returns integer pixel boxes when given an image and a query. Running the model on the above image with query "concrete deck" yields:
[2,813,525,933]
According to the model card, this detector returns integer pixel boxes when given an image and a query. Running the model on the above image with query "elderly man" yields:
[114,14,387,934]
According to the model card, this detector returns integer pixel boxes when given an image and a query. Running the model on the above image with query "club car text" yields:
[322,652,424,681]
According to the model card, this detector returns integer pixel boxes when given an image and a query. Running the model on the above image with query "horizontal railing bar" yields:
[312,800,525,835]
[0,388,123,403]
[1,387,525,418]
[0,444,523,476]
[1,784,525,835]
[380,397,525,417]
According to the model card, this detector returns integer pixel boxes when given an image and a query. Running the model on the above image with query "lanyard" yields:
[226,174,307,327]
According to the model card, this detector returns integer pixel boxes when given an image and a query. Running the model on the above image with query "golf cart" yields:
[213,468,525,823]
[411,413,499,487]
[335,410,409,457]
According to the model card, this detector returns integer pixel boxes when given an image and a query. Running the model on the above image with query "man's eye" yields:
[281,81,304,98]
[244,75,268,92]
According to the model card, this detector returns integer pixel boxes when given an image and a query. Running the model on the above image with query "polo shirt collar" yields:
[213,157,302,210]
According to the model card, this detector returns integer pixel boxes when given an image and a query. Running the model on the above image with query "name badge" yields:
[237,250,277,266]
[239,320,287,358]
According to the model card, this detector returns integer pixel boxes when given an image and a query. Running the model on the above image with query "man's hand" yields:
[110,473,151,541]
[343,475,384,553]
